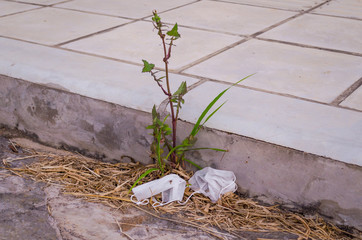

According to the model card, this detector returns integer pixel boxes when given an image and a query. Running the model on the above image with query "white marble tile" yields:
[0,37,198,112]
[63,21,242,71]
[0,8,127,45]
[56,0,195,18]
[180,81,362,166]
[221,0,325,11]
[0,1,39,17]
[156,1,296,35]
[260,14,362,53]
[341,86,362,111]
[312,0,362,19]
[185,40,362,103]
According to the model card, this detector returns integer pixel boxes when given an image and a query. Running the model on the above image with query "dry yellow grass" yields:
[4,148,361,240]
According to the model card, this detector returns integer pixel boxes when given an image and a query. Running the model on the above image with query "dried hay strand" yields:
[5,150,360,240]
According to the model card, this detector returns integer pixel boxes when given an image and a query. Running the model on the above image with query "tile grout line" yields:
[249,0,332,38]
[309,12,362,22]
[254,37,362,57]
[331,77,362,106]
[140,0,202,21]
[2,32,359,113]
[179,72,362,113]
[55,21,138,47]
[176,0,333,73]
[0,5,45,18]
[207,0,300,12]
[52,6,137,20]
[176,38,250,73]
[54,0,201,47]
[1,0,360,113]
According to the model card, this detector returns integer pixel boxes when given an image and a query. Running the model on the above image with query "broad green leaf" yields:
[167,23,180,39]
[129,168,159,192]
[173,81,187,97]
[142,60,155,72]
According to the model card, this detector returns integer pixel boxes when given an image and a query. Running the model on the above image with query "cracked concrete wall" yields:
[0,75,153,164]
[1,75,361,231]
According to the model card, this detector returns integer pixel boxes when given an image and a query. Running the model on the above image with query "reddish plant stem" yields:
[160,35,177,163]
[150,70,169,96]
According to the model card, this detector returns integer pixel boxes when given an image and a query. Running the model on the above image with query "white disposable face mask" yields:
[131,174,186,207]
[188,167,237,203]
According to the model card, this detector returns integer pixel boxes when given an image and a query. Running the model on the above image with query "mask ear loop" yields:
[217,175,237,201]
[130,195,149,205]
[177,190,200,205]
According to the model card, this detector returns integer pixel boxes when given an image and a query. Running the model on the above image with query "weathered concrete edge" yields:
[1,75,361,231]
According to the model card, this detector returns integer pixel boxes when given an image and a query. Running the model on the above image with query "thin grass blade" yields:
[129,168,159,192]
[184,147,228,152]
[184,158,202,170]
[190,74,254,137]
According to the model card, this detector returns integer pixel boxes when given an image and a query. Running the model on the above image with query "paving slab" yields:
[180,81,362,166]
[7,0,69,5]
[56,0,196,19]
[184,39,362,103]
[312,0,362,20]
[341,85,362,111]
[0,37,198,112]
[0,0,40,17]
[156,0,296,35]
[63,21,243,71]
[221,0,326,11]
[0,7,128,45]
[260,13,362,54]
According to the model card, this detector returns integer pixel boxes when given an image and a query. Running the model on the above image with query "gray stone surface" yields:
[0,1,39,17]
[0,8,127,45]
[184,39,362,103]
[0,175,59,240]
[158,1,296,35]
[56,0,196,19]
[260,13,362,53]
[180,81,362,166]
[0,37,198,112]
[341,85,362,111]
[8,0,67,5]
[223,0,326,11]
[312,0,362,19]
[0,76,154,164]
[62,21,243,71]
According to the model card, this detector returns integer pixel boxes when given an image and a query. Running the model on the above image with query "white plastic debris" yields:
[131,174,186,207]
[188,167,237,203]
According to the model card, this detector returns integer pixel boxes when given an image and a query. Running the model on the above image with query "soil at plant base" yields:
[0,127,360,240]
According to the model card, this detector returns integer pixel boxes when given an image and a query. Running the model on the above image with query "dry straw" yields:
[5,149,361,240]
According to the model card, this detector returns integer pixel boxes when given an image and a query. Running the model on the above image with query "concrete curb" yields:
[1,75,361,230]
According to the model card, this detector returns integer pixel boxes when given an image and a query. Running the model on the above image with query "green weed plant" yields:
[131,11,252,190]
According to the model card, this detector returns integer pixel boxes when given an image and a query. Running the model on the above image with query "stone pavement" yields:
[0,0,361,232]
[0,0,361,165]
